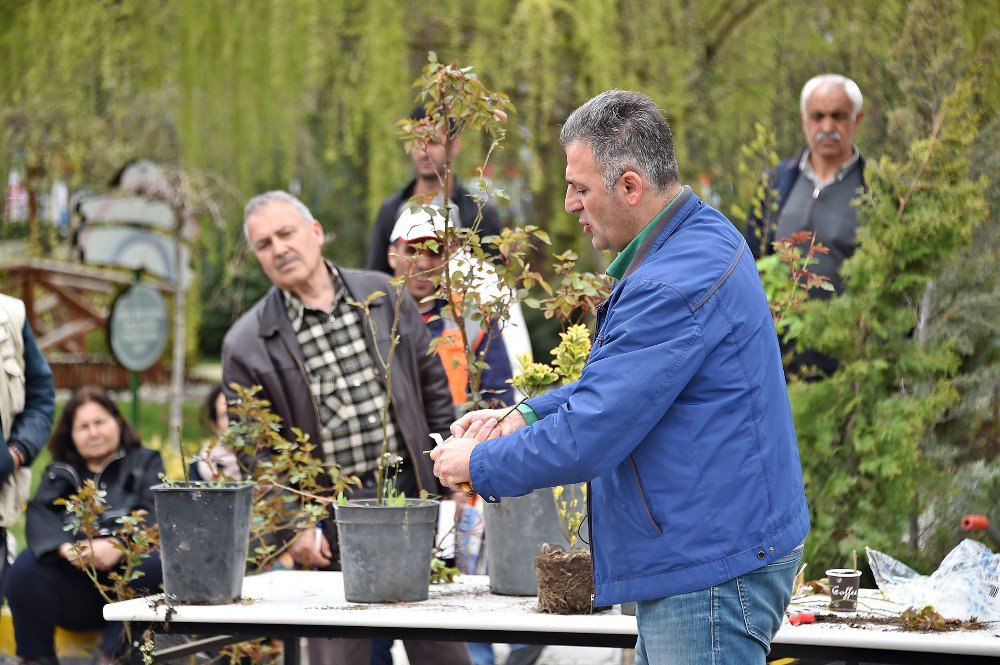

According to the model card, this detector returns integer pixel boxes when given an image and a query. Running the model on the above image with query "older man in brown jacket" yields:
[222,190,468,665]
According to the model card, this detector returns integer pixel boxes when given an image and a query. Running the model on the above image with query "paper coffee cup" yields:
[826,568,861,612]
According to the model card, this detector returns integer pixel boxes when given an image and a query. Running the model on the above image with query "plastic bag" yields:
[867,538,1000,620]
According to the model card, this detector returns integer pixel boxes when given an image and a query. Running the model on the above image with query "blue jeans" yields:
[635,544,802,665]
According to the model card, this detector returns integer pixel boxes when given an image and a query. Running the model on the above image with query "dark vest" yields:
[775,161,864,297]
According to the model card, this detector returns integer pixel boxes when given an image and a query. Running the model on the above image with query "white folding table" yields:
[104,570,1000,664]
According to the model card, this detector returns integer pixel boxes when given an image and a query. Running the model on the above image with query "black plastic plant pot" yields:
[152,482,254,605]
[483,488,564,595]
[334,498,439,603]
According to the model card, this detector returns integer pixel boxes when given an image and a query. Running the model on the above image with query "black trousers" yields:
[0,526,8,602]
[4,547,162,658]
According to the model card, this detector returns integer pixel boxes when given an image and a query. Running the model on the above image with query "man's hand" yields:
[432,418,497,492]
[450,408,527,440]
[288,527,332,569]
[8,445,24,471]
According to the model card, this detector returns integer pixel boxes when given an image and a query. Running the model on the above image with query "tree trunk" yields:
[168,206,185,453]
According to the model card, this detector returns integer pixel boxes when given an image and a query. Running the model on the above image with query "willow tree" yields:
[5,0,993,349]
[0,0,179,252]
[2,0,919,264]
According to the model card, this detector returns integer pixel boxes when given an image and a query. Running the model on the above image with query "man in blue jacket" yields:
[432,90,809,665]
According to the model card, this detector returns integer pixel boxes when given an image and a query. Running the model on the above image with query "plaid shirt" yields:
[283,264,401,478]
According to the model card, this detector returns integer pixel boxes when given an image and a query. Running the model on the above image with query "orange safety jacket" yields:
[426,309,486,406]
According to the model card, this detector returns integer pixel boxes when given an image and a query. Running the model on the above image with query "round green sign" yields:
[109,283,168,372]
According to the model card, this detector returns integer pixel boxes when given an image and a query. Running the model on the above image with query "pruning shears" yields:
[788,610,816,626]
[427,433,475,497]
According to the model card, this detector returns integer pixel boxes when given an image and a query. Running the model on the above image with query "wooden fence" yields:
[3,261,172,388]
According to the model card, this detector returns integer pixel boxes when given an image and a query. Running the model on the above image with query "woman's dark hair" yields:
[48,386,141,466]
[201,385,226,435]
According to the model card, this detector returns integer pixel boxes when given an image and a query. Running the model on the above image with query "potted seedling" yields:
[400,56,609,596]
[150,384,358,605]
[332,282,444,603]
[60,385,358,662]
[498,324,598,612]
[481,322,598,597]
[396,61,608,598]
[65,385,357,606]
[334,54,517,603]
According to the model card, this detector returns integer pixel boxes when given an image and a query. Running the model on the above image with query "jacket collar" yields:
[51,446,127,486]
[621,186,695,281]
[257,263,384,338]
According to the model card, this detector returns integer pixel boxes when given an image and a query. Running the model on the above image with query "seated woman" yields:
[4,386,164,665]
[188,385,240,481]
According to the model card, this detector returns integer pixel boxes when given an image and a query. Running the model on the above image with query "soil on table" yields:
[812,613,987,632]
[535,544,594,615]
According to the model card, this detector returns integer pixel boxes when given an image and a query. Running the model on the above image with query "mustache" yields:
[814,131,841,142]
[274,252,301,269]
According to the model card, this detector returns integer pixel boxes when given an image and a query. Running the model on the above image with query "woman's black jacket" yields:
[25,446,164,563]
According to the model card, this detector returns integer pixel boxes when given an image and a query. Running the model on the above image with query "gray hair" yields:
[242,190,315,243]
[800,74,864,118]
[559,90,679,194]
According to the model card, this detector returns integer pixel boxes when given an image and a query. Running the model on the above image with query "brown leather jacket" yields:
[221,266,455,496]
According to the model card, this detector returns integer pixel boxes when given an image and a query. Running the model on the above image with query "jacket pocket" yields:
[609,457,663,539]
[629,455,663,535]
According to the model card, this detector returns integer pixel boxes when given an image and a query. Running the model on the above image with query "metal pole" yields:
[130,370,140,428]
[130,269,142,428]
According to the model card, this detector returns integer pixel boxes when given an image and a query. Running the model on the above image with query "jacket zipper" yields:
[629,455,663,534]
[278,334,323,438]
[50,462,82,487]
[586,479,595,606]
[93,449,126,489]
[51,448,126,489]
[594,301,608,345]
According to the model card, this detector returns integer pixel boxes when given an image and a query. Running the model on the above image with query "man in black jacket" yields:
[365,107,504,274]
[222,190,470,665]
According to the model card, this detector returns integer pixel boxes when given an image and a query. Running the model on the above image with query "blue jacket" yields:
[470,190,809,606]
[1,321,55,480]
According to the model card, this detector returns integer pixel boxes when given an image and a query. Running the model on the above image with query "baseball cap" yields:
[390,205,449,243]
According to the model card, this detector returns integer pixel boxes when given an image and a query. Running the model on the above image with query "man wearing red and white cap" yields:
[387,206,514,408]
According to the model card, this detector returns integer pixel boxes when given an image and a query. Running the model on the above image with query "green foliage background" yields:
[1,0,996,575]
[2,0,948,265]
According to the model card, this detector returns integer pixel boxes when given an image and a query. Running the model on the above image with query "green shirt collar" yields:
[606,189,684,280]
